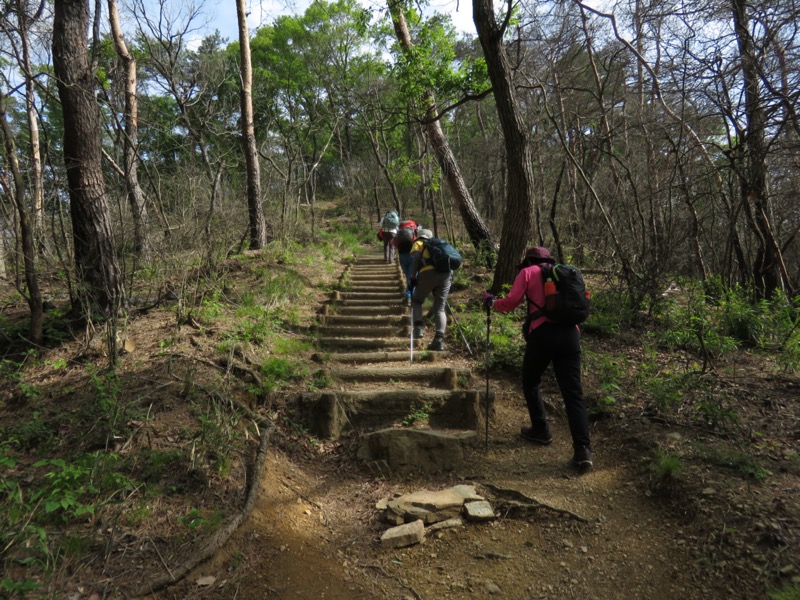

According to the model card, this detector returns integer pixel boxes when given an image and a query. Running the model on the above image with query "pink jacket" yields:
[492,265,549,335]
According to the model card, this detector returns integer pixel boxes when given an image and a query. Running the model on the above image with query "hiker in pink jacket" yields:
[484,246,592,470]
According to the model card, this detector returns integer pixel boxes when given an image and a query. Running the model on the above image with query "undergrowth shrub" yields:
[451,306,523,372]
[648,449,683,494]
[651,282,739,358]
[259,357,307,393]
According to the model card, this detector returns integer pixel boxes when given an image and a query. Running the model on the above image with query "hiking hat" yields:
[517,246,556,269]
[417,228,433,240]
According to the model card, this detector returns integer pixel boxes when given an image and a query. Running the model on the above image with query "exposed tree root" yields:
[129,422,272,597]
[479,482,590,522]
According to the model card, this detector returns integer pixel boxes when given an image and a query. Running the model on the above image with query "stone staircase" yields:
[300,249,491,473]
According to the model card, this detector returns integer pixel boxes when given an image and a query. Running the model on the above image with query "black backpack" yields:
[524,264,590,337]
[424,238,462,272]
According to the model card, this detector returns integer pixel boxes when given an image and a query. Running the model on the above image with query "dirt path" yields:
[161,250,763,599]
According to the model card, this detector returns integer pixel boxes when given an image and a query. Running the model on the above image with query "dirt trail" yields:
[161,250,755,600]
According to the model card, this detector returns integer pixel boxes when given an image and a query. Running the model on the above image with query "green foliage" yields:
[0,578,40,596]
[694,396,739,431]
[403,402,431,426]
[308,369,334,391]
[586,350,627,407]
[132,449,186,484]
[583,288,639,336]
[258,357,308,393]
[3,409,54,451]
[652,287,739,358]
[696,445,771,481]
[651,451,683,480]
[85,367,139,443]
[648,450,683,495]
[178,507,205,530]
[194,401,241,476]
[452,306,523,372]
[273,337,313,355]
[769,583,800,600]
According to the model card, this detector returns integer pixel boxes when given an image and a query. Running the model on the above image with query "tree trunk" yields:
[15,0,47,256]
[0,92,43,342]
[237,0,268,250]
[387,3,495,257]
[53,0,125,316]
[472,0,536,290]
[108,0,151,261]
[731,0,792,298]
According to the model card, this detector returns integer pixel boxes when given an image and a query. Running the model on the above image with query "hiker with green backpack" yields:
[378,210,400,264]
[407,229,462,352]
[482,246,593,470]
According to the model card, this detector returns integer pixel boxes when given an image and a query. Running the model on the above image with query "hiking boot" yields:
[572,446,593,470]
[426,337,445,351]
[412,322,425,339]
[520,426,553,445]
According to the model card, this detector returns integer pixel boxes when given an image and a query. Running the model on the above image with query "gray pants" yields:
[411,269,452,338]
[383,232,396,263]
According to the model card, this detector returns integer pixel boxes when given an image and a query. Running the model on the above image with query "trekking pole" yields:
[445,302,473,357]
[484,303,491,453]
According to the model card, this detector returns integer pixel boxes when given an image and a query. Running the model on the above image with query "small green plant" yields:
[403,402,431,426]
[274,337,313,355]
[308,370,334,391]
[31,458,98,521]
[647,449,683,496]
[694,396,739,431]
[697,445,771,481]
[4,410,53,450]
[652,287,739,359]
[651,450,683,480]
[769,582,800,600]
[178,507,205,530]
[258,357,307,393]
[85,367,138,443]
[194,401,241,476]
[178,507,223,532]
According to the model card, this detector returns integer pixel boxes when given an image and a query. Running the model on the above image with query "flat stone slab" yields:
[380,519,425,548]
[464,500,496,521]
[379,485,491,526]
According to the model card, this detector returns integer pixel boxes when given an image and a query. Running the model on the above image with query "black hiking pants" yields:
[522,322,591,451]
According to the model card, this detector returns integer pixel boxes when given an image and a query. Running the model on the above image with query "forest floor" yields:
[1,237,799,600]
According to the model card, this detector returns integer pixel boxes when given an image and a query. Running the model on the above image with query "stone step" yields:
[313,350,448,363]
[315,326,407,338]
[317,337,419,350]
[326,305,408,316]
[298,388,492,439]
[328,303,411,318]
[334,291,403,301]
[330,298,406,308]
[346,284,403,292]
[346,273,400,281]
[324,366,470,388]
[319,315,410,327]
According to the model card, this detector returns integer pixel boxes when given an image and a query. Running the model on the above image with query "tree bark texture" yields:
[237,0,268,250]
[472,0,536,291]
[53,0,125,314]
[387,3,495,256]
[16,0,46,254]
[731,0,792,298]
[108,0,151,261]
[1,92,43,341]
